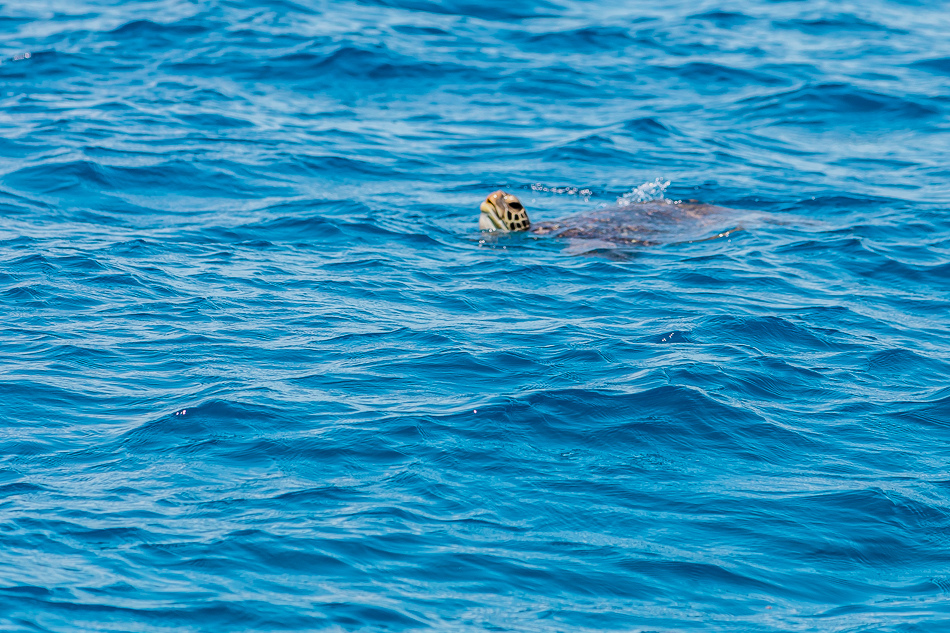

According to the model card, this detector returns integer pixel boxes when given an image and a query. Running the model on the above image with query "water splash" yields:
[616,178,671,205]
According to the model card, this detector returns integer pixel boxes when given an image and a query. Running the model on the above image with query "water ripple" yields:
[2,0,950,631]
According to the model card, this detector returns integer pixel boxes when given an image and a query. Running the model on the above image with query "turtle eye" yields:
[509,202,523,210]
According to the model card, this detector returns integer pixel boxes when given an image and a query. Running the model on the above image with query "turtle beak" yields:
[480,192,508,232]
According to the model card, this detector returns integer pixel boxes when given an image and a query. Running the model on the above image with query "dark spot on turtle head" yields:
[507,211,512,220]
[510,202,523,210]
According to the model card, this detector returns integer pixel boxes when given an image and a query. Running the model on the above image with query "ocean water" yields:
[2,0,950,630]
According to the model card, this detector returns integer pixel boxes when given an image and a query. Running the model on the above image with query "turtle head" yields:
[479,190,530,232]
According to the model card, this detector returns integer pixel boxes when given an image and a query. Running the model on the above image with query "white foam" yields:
[616,178,671,206]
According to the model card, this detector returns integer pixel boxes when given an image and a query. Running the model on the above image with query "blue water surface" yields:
[2,0,950,630]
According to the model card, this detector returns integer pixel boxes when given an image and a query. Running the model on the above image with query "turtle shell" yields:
[530,200,738,245]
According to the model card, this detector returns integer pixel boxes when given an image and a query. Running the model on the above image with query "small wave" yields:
[354,0,560,20]
[912,57,950,75]
[213,45,477,85]
[740,82,939,124]
[523,26,635,53]
[687,11,753,26]
[3,159,292,201]
[779,14,903,35]
[867,349,950,385]
[665,61,788,92]
[620,116,677,140]
[108,19,210,42]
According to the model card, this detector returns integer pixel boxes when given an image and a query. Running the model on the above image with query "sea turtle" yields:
[479,190,740,246]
